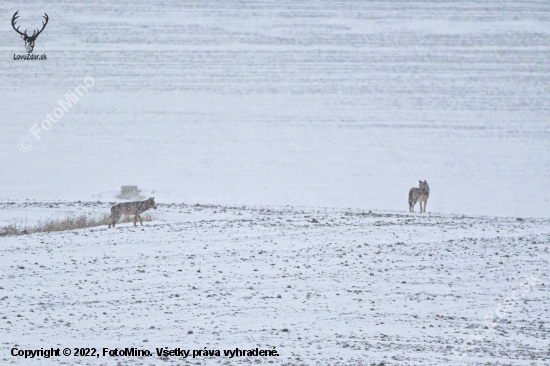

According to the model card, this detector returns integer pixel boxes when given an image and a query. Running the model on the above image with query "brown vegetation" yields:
[0,212,160,236]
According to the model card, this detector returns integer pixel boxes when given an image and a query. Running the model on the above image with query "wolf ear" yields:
[419,180,422,184]
[424,180,427,183]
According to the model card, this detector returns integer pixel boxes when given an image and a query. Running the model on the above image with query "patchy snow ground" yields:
[1,202,548,365]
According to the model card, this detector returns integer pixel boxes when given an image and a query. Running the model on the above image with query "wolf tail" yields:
[408,189,413,207]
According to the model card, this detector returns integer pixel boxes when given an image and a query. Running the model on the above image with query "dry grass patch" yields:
[0,212,162,236]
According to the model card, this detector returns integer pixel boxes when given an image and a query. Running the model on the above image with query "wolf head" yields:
[148,197,157,209]
[419,180,429,191]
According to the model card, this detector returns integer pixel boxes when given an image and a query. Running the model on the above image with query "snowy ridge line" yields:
[1,200,548,223]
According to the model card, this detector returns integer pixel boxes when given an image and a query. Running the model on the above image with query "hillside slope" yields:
[1,202,548,365]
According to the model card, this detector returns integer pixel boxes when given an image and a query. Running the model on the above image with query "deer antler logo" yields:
[11,11,49,54]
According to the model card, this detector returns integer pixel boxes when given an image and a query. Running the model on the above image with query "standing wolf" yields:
[108,197,157,228]
[409,180,429,213]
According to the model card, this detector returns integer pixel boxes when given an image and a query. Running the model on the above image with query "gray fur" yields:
[108,197,157,228]
[409,180,429,213]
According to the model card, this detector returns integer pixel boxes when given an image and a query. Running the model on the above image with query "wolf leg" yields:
[423,200,427,213]
[110,213,121,228]
[411,201,416,212]
[133,215,137,227]
[137,213,143,226]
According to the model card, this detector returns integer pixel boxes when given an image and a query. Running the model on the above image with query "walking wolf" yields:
[108,197,157,228]
[409,180,429,213]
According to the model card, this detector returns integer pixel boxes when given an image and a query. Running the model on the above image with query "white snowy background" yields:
[1,1,549,365]
[1,0,549,217]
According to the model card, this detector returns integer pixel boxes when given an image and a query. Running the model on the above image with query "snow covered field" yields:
[1,0,549,217]
[1,1,550,365]
[1,201,549,365]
